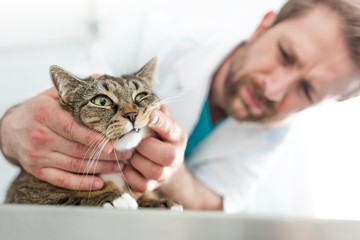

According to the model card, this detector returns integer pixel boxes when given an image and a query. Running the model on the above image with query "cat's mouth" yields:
[112,127,145,151]
[110,127,142,141]
[133,128,140,133]
[120,127,140,138]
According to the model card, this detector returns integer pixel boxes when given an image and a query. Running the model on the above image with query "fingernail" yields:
[91,73,102,79]
[94,179,104,189]
[147,180,158,191]
[104,143,113,154]
[149,114,159,126]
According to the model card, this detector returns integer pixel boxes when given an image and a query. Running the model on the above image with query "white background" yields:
[1,0,360,219]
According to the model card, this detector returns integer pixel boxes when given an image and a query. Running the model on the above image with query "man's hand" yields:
[124,106,188,192]
[0,88,132,190]
[124,106,223,210]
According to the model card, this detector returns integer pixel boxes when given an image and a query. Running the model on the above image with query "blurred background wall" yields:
[1,0,360,219]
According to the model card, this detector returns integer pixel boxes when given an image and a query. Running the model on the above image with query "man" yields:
[1,0,360,212]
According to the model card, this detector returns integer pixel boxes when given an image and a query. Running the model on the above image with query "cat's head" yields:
[50,57,160,151]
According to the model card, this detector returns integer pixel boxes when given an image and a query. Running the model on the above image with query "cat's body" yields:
[6,170,178,209]
[5,58,182,210]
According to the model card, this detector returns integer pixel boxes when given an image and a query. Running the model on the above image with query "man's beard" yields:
[223,74,277,122]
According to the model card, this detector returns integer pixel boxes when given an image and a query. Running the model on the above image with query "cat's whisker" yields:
[85,137,109,177]
[84,129,108,148]
[106,131,118,141]
[81,124,110,150]
[79,136,109,191]
[144,94,180,112]
[78,133,106,176]
[92,138,109,177]
[158,92,184,105]
[137,93,182,123]
[87,138,109,198]
[78,136,105,192]
[107,124,124,134]
[111,140,134,197]
[81,136,104,175]
[81,138,109,196]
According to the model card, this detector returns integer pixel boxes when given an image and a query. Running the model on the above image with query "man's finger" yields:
[136,138,178,167]
[91,73,102,79]
[46,107,113,154]
[123,165,159,192]
[160,105,171,115]
[147,110,184,143]
[129,151,171,181]
[44,88,59,99]
[50,132,132,161]
[39,168,104,190]
[48,152,123,174]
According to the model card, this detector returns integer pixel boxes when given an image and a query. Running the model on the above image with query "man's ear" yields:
[250,11,277,39]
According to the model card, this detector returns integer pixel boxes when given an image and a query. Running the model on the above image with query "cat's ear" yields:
[49,65,88,102]
[134,57,158,84]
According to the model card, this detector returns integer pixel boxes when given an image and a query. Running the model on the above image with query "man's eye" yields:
[279,44,291,65]
[300,81,313,103]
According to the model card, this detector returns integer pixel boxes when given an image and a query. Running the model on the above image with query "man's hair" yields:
[274,0,360,69]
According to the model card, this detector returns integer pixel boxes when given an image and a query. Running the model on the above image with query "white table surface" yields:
[1,204,359,240]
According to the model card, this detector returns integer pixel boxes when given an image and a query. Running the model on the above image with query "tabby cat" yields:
[5,58,182,211]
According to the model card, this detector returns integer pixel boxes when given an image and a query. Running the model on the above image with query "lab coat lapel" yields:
[168,37,243,133]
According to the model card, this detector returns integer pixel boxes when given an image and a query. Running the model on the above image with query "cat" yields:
[5,57,182,211]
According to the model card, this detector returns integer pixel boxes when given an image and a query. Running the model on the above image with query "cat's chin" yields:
[112,127,153,151]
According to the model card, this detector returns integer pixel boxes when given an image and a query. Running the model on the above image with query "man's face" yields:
[223,5,360,123]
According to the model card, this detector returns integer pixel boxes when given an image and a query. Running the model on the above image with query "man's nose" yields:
[261,72,299,102]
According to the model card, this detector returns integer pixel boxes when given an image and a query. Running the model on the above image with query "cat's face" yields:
[50,58,160,150]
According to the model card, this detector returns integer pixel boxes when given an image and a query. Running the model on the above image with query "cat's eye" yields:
[91,95,113,107]
[135,92,148,102]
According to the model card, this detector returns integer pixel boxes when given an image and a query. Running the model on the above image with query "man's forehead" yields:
[279,5,347,57]
[277,6,360,99]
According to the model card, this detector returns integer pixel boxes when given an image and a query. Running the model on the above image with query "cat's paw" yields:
[170,204,183,212]
[163,200,183,212]
[102,193,138,210]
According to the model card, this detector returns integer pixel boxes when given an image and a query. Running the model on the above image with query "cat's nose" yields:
[124,112,138,124]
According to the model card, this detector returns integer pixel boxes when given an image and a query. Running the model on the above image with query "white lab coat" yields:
[86,30,290,213]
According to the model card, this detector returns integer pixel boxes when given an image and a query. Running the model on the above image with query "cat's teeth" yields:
[134,128,139,133]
